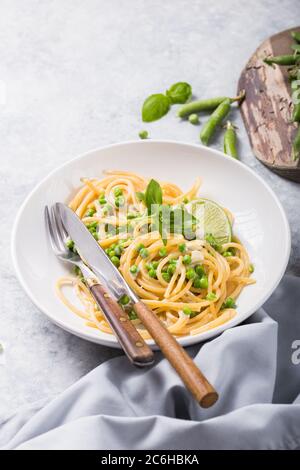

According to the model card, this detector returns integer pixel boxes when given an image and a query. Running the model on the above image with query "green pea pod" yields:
[223,121,238,159]
[177,90,245,118]
[293,105,300,122]
[292,126,300,160]
[264,55,299,66]
[200,99,231,146]
[291,31,300,43]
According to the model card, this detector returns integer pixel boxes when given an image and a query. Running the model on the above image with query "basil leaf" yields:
[142,94,171,122]
[166,82,192,104]
[145,179,163,213]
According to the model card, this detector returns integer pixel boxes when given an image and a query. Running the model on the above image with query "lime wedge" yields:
[187,199,232,245]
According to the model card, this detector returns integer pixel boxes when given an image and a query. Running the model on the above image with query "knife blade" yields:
[57,203,138,302]
[56,203,153,366]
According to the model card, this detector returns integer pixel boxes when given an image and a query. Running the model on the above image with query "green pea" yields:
[130,265,138,274]
[111,256,120,267]
[183,307,192,316]
[223,251,232,258]
[152,261,159,269]
[186,268,196,280]
[222,297,237,309]
[199,275,208,289]
[99,197,106,205]
[139,130,149,139]
[188,113,199,125]
[200,98,231,146]
[114,187,123,197]
[193,277,202,288]
[128,310,138,320]
[178,243,186,252]
[182,254,191,265]
[119,294,130,305]
[114,246,122,256]
[183,197,189,204]
[195,265,205,277]
[162,272,171,282]
[223,121,238,159]
[103,204,113,216]
[66,239,75,251]
[206,292,217,301]
[115,196,125,208]
[93,232,99,240]
[159,247,167,257]
[137,243,145,252]
[167,264,176,275]
[148,268,157,278]
[140,248,149,258]
[249,264,255,274]
[86,208,96,217]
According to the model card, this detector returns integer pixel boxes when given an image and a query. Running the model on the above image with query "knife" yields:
[58,203,218,407]
[56,203,154,367]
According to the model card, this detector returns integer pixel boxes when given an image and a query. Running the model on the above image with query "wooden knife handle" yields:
[133,301,218,407]
[90,284,154,367]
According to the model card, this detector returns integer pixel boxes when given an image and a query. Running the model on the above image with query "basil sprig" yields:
[142,179,196,242]
[166,82,192,104]
[141,82,192,122]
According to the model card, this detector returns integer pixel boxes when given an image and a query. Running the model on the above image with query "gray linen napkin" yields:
[1,275,300,450]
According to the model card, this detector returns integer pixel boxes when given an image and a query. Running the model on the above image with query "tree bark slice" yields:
[238,26,300,182]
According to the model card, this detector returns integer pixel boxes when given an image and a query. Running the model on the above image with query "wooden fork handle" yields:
[89,284,154,367]
[133,301,218,407]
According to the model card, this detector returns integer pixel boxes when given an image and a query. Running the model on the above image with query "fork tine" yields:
[54,203,69,239]
[44,206,60,254]
[50,205,66,252]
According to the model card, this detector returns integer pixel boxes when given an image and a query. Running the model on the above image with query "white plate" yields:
[11,141,291,349]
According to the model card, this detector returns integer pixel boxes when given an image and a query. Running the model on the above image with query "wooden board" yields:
[238,27,300,182]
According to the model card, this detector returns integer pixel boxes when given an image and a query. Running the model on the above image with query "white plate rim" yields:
[11,139,291,348]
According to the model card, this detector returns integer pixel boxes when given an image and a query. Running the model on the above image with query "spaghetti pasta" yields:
[56,170,255,339]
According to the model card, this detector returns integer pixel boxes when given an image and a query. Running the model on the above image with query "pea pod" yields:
[292,82,300,122]
[291,31,300,43]
[292,126,300,160]
[264,55,299,66]
[223,121,238,159]
[200,98,231,146]
[177,90,245,118]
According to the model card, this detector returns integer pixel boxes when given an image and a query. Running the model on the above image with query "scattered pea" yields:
[66,239,75,251]
[167,264,176,275]
[130,265,138,274]
[183,254,191,265]
[128,310,138,320]
[114,187,123,197]
[159,247,167,257]
[162,272,171,282]
[199,275,208,289]
[148,268,157,278]
[183,307,192,316]
[111,256,120,267]
[137,243,145,252]
[86,207,96,217]
[222,297,237,309]
[249,264,255,273]
[119,294,130,305]
[115,196,125,208]
[186,268,196,280]
[193,277,202,288]
[189,113,199,125]
[206,292,217,301]
[139,130,149,140]
[178,243,186,252]
[195,265,205,277]
[140,248,149,258]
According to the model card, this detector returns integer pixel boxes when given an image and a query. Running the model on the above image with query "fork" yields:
[45,205,154,367]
